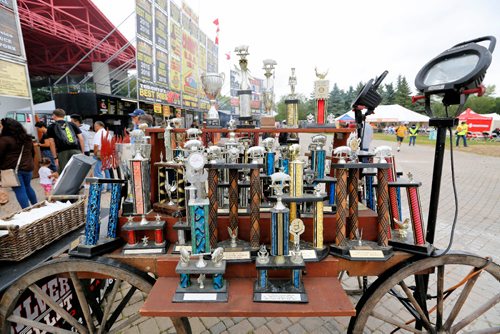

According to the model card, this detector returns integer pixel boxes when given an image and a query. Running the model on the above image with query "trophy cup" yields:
[235,45,255,128]
[261,59,277,128]
[201,72,225,128]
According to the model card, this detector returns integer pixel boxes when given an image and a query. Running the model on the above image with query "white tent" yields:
[483,113,500,130]
[337,104,430,123]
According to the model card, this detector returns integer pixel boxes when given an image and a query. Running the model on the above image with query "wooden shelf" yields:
[141,276,355,317]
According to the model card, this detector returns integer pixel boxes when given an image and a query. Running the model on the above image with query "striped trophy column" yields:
[376,168,391,246]
[107,183,122,238]
[158,166,167,203]
[250,167,261,248]
[176,167,185,210]
[208,168,219,248]
[386,156,401,227]
[334,168,348,247]
[407,186,425,245]
[229,168,239,232]
[347,169,359,240]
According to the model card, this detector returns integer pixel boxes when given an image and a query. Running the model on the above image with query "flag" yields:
[213,18,220,45]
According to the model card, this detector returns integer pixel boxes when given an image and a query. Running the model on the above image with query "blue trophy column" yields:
[85,182,102,245]
[266,152,275,176]
[310,150,317,172]
[259,270,268,288]
[291,269,301,288]
[316,150,325,179]
[270,210,290,256]
[365,175,375,210]
[329,182,336,206]
[282,159,289,174]
[180,274,191,288]
[190,203,210,254]
[213,274,224,290]
[107,183,122,238]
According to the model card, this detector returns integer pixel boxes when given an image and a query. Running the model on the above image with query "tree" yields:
[328,83,345,116]
[394,75,413,109]
[381,83,395,105]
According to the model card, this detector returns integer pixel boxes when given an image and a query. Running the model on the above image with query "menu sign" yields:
[0,59,29,97]
[0,6,21,56]
[137,39,153,82]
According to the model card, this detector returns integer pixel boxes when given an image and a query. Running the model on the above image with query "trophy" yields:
[262,137,276,176]
[312,134,327,179]
[201,72,225,128]
[173,247,228,302]
[116,143,134,215]
[164,120,175,163]
[261,59,277,128]
[285,68,299,129]
[314,67,329,125]
[235,45,255,128]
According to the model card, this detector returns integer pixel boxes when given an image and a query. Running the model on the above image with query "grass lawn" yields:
[373,132,500,157]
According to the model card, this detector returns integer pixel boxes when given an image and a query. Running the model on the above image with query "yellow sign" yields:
[162,105,170,117]
[153,103,162,113]
[0,60,29,98]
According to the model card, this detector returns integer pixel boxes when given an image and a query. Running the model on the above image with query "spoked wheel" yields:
[0,257,156,334]
[348,252,500,334]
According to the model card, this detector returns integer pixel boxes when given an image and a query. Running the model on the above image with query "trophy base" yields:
[286,136,300,144]
[153,202,185,217]
[389,239,434,256]
[172,243,192,254]
[206,119,221,128]
[238,116,255,129]
[69,238,123,258]
[330,240,393,261]
[122,200,134,216]
[296,241,330,262]
[260,116,276,128]
[253,280,308,303]
[173,281,228,303]
[217,239,253,262]
[123,240,168,255]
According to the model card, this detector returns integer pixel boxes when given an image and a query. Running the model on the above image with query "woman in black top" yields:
[0,118,38,209]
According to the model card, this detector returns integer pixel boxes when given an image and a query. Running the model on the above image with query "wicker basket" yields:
[0,195,85,261]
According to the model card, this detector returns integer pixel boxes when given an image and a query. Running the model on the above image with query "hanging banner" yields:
[138,82,168,104]
[0,4,21,56]
[156,49,168,86]
[182,30,198,106]
[137,39,153,82]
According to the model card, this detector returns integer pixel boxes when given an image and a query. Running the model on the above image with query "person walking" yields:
[456,121,468,147]
[93,121,111,191]
[34,121,57,172]
[0,118,38,209]
[70,114,92,155]
[46,109,84,172]
[409,124,419,146]
[38,157,56,198]
[395,122,408,152]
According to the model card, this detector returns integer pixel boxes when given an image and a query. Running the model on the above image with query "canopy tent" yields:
[335,113,355,122]
[457,108,493,133]
[483,113,500,130]
[336,104,429,123]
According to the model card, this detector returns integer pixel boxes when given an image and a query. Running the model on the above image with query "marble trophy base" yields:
[153,202,185,218]
[253,280,307,303]
[330,240,393,261]
[173,280,229,303]
[172,220,192,253]
[389,231,433,256]
[297,241,330,262]
[69,238,123,258]
[237,116,255,129]
[123,241,167,255]
[217,239,253,262]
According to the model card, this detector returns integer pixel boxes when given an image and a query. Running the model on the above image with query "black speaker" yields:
[53,154,96,195]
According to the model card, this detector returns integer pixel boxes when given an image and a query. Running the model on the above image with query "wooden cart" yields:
[0,128,498,334]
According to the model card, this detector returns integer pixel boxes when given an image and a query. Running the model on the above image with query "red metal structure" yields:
[17,0,135,75]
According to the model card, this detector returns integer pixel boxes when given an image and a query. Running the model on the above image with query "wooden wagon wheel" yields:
[0,256,176,334]
[348,252,500,333]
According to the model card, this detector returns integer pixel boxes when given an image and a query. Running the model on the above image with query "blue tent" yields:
[336,113,355,122]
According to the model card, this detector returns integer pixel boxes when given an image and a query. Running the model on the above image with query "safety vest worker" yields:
[409,125,419,137]
[457,122,468,136]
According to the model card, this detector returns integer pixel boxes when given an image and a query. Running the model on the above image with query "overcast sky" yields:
[92,0,500,99]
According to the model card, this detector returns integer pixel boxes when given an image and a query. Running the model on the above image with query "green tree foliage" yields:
[328,83,345,116]
[275,93,310,121]
[394,75,413,109]
[381,83,396,104]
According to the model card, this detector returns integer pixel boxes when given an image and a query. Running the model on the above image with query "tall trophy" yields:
[261,59,277,128]
[314,67,329,125]
[201,72,225,128]
[286,68,299,128]
[234,45,255,128]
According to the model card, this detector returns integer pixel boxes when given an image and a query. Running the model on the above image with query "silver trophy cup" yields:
[201,72,225,127]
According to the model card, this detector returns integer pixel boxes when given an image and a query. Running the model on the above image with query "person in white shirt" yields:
[39,157,56,197]
[93,121,111,191]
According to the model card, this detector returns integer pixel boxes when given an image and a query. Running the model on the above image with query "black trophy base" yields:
[122,241,168,255]
[253,280,308,303]
[173,281,228,303]
[389,239,434,256]
[217,239,253,262]
[122,200,134,216]
[205,119,221,128]
[237,124,256,129]
[69,238,123,258]
[172,243,192,254]
[237,116,255,129]
[330,240,393,261]
[297,241,330,262]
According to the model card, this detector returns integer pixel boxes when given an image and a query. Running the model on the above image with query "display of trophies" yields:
[261,59,277,128]
[173,247,228,302]
[201,72,225,128]
[122,214,168,255]
[234,45,255,128]
[254,174,308,303]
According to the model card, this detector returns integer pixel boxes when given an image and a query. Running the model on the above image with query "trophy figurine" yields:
[261,59,277,128]
[235,45,255,128]
[201,72,225,128]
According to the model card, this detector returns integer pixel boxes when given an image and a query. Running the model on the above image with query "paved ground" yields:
[2,137,498,333]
